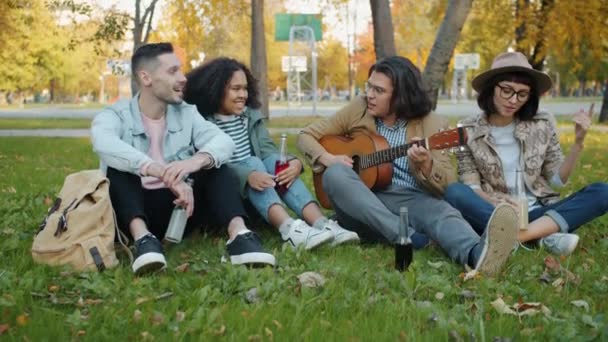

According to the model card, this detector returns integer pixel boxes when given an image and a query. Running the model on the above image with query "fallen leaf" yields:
[272,320,283,330]
[544,256,561,273]
[491,298,517,315]
[570,300,590,312]
[133,309,142,322]
[212,325,226,336]
[155,292,173,301]
[552,278,564,289]
[48,285,60,292]
[140,331,153,341]
[175,311,186,322]
[77,330,86,336]
[16,314,28,326]
[539,272,552,284]
[136,297,150,305]
[297,272,326,288]
[264,327,273,337]
[43,197,53,206]
[150,312,164,326]
[462,269,480,282]
[0,324,9,335]
[248,335,262,341]
[435,292,445,300]
[175,263,189,273]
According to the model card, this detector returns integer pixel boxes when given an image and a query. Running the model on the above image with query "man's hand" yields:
[169,180,194,217]
[247,171,276,191]
[318,152,353,168]
[276,159,302,189]
[163,153,213,187]
[145,162,166,178]
[407,138,432,177]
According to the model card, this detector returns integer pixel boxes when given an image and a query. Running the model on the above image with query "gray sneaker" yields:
[475,203,519,277]
[540,233,579,256]
[322,219,360,246]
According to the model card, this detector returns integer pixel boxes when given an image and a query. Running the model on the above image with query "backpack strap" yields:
[112,209,133,264]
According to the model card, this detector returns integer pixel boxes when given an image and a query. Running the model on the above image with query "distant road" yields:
[0,100,598,119]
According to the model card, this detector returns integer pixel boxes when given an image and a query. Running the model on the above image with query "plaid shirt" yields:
[375,118,419,190]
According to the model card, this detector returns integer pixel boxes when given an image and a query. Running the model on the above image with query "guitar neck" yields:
[359,139,428,169]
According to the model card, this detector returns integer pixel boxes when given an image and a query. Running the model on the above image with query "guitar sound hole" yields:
[352,155,360,173]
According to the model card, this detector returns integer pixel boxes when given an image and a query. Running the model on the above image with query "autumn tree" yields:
[369,0,396,59]
[423,0,473,109]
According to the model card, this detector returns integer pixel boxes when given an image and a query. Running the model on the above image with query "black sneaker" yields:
[226,231,276,267]
[132,233,167,275]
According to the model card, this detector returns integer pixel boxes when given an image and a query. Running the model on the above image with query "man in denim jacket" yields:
[91,43,275,275]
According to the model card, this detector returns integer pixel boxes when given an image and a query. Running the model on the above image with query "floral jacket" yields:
[457,111,564,205]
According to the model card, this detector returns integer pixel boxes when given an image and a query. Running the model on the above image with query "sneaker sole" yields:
[331,233,360,246]
[230,252,276,267]
[132,252,167,275]
[475,204,518,277]
[304,230,335,250]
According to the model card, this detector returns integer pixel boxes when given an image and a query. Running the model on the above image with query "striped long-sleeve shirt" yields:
[213,114,252,163]
[375,118,420,190]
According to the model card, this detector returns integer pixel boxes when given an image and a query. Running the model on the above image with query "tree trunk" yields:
[422,0,473,110]
[131,0,159,96]
[251,0,269,118]
[599,80,608,123]
[369,0,396,59]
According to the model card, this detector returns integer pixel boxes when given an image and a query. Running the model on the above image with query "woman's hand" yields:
[275,159,302,189]
[573,103,594,146]
[247,171,276,191]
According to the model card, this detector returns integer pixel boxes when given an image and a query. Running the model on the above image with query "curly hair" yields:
[368,56,432,120]
[476,72,539,121]
[184,57,261,117]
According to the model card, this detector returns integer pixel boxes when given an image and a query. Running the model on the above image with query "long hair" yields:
[184,57,261,116]
[368,56,432,120]
[476,72,539,121]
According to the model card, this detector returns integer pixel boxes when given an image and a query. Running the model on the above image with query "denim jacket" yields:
[91,96,235,175]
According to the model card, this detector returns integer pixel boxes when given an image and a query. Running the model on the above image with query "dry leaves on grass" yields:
[491,298,552,318]
[297,272,325,288]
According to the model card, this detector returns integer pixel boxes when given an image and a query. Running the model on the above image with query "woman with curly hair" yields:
[184,57,359,250]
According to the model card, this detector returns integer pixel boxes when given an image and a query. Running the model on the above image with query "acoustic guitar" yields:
[313,126,468,209]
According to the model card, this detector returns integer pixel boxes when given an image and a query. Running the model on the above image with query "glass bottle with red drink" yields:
[275,133,289,195]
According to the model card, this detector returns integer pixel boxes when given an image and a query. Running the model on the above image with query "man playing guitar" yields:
[297,56,518,276]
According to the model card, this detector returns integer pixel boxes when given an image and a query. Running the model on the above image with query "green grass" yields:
[1,133,608,340]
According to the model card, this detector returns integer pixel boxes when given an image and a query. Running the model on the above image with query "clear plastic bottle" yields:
[515,168,528,230]
[164,178,194,243]
[274,133,289,194]
[395,207,413,271]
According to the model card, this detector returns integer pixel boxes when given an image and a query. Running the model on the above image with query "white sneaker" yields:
[540,233,579,256]
[474,203,518,277]
[282,219,334,250]
[322,219,360,246]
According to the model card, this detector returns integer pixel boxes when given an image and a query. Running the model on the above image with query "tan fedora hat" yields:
[472,52,553,94]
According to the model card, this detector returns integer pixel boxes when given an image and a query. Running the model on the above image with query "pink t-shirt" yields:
[140,114,167,189]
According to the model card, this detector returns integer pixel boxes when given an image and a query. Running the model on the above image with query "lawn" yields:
[0,132,607,340]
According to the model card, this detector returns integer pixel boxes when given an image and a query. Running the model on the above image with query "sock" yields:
[278,218,295,237]
[469,243,484,268]
[313,217,329,230]
[133,231,151,242]
[226,228,252,244]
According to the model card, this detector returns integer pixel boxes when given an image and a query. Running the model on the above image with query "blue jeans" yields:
[444,182,608,235]
[238,155,316,222]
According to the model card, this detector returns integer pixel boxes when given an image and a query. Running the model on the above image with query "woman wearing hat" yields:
[444,51,608,256]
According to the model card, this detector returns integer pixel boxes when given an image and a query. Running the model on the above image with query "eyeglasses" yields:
[365,82,389,96]
[496,84,530,102]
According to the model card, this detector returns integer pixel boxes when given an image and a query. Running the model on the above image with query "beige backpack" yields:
[32,170,129,272]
